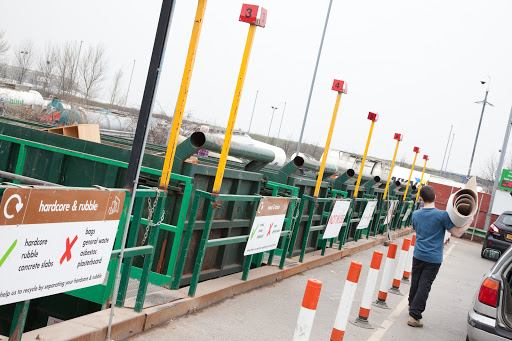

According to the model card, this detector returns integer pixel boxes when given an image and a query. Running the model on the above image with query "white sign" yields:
[0,188,125,306]
[244,197,290,256]
[402,204,413,222]
[356,201,377,230]
[383,200,399,225]
[323,200,351,239]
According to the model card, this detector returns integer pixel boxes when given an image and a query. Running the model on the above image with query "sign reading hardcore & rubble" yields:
[244,197,290,256]
[0,188,125,306]
[356,201,377,230]
[323,200,351,239]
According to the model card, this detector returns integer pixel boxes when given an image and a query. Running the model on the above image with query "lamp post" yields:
[277,101,286,139]
[467,76,494,179]
[125,59,136,106]
[248,90,259,133]
[267,105,278,142]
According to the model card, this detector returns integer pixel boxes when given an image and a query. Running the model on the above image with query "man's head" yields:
[419,185,435,204]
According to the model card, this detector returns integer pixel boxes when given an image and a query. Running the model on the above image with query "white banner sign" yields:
[402,204,413,222]
[0,188,125,306]
[323,200,351,239]
[383,200,399,225]
[244,197,290,256]
[356,201,377,230]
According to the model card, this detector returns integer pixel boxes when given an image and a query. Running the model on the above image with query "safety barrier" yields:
[374,243,398,309]
[351,251,384,329]
[389,238,411,295]
[402,234,416,283]
[293,279,323,341]
[331,261,362,341]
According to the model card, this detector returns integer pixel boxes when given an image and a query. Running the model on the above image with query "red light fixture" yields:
[478,278,499,307]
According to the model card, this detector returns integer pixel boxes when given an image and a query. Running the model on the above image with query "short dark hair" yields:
[420,185,435,203]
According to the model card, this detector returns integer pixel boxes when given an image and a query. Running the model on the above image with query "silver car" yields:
[468,245,512,340]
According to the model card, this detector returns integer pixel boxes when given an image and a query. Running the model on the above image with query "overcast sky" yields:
[2,0,512,176]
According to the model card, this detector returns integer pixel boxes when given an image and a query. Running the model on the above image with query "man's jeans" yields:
[408,257,441,320]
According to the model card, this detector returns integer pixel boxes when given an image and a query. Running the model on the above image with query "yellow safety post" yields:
[415,155,429,201]
[160,0,208,190]
[212,4,267,193]
[403,146,420,200]
[313,79,347,197]
[353,112,379,197]
[383,133,403,200]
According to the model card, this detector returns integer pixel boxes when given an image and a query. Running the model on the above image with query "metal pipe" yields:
[362,176,381,190]
[173,132,275,173]
[277,155,337,183]
[334,169,355,189]
[0,171,62,186]
[484,106,512,230]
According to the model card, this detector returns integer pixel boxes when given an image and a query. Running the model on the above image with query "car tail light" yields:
[489,224,500,233]
[478,278,499,307]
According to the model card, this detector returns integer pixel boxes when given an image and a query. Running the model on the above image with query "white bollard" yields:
[373,243,398,309]
[350,251,384,329]
[389,238,411,295]
[402,234,416,283]
[331,261,363,341]
[293,279,322,341]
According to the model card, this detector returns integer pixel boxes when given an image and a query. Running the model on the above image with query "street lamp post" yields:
[125,59,136,106]
[277,101,286,139]
[267,106,278,142]
[248,90,259,133]
[484,106,512,230]
[467,76,494,179]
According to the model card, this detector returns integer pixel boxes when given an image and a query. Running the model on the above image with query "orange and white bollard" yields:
[331,261,363,341]
[293,279,322,341]
[373,243,398,309]
[402,234,416,283]
[350,251,384,329]
[389,238,411,295]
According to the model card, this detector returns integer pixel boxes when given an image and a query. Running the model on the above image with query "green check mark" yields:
[0,240,17,268]
[250,224,259,240]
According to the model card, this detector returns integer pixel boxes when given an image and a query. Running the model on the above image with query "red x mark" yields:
[60,235,78,265]
[267,223,274,237]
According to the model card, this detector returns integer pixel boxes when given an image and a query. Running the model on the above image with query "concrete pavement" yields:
[129,237,494,341]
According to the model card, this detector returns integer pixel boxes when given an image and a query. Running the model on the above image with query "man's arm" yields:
[448,219,473,238]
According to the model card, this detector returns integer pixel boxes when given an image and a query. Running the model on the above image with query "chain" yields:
[141,189,165,248]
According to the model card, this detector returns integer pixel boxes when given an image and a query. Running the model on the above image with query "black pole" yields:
[123,0,176,191]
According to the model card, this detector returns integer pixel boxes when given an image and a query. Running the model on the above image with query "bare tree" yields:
[0,30,8,58]
[37,43,57,96]
[479,153,498,182]
[109,67,124,105]
[12,40,34,84]
[56,42,79,97]
[79,43,107,102]
[283,133,295,157]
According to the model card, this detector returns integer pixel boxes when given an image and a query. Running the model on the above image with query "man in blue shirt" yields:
[408,185,471,327]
